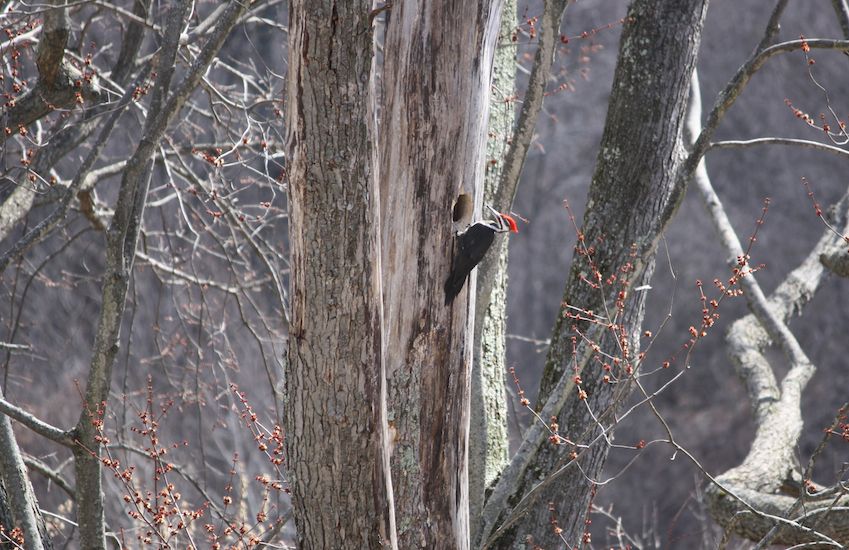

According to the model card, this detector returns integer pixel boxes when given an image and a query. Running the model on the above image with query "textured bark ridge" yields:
[469,1,518,541]
[378,1,504,548]
[480,1,709,547]
[285,2,395,548]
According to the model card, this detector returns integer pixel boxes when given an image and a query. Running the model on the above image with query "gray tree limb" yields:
[69,3,250,547]
[0,416,48,549]
[688,55,849,550]
[480,1,709,546]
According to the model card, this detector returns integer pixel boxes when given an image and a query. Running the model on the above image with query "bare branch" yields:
[664,35,849,230]
[688,68,849,547]
[137,251,270,295]
[22,455,74,499]
[0,343,29,351]
[689,71,815,414]
[689,38,849,169]
[0,398,72,446]
[71,4,195,547]
[0,74,140,274]
[710,137,849,160]
[34,0,69,88]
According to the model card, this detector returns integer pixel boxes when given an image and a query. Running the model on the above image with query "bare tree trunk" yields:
[475,0,570,311]
[72,5,192,545]
[479,1,708,547]
[0,417,48,549]
[471,0,576,540]
[285,2,395,548]
[377,2,503,547]
[469,1,517,542]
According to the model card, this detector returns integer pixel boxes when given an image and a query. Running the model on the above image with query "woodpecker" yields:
[444,205,519,305]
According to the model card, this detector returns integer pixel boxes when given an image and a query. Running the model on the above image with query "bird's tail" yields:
[444,271,467,305]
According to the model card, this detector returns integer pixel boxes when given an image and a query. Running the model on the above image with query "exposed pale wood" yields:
[378,2,504,547]
[469,2,517,541]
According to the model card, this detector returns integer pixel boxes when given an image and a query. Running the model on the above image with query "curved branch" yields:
[689,38,849,167]
[687,68,849,546]
[664,36,849,231]
[0,398,72,446]
[710,137,849,160]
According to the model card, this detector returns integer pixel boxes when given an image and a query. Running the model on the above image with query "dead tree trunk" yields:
[378,2,504,547]
[469,2,518,541]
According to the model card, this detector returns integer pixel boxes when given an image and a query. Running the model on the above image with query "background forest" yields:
[511,0,849,545]
[0,0,847,548]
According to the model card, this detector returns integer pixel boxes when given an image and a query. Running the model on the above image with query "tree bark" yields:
[469,2,517,542]
[474,0,570,333]
[285,1,395,548]
[0,416,49,549]
[480,1,709,546]
[377,2,503,547]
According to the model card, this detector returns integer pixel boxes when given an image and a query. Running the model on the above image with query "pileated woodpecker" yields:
[444,205,519,305]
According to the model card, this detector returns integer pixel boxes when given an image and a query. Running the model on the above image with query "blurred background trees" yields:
[1,1,288,547]
[0,0,847,548]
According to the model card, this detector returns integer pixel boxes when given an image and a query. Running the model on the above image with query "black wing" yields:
[444,224,497,305]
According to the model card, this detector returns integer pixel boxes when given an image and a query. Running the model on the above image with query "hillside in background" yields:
[1,1,847,547]
[508,1,849,545]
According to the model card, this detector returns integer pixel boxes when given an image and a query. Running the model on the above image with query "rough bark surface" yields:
[0,416,48,549]
[285,2,395,548]
[481,1,709,547]
[469,1,517,541]
[378,2,503,547]
[474,0,569,329]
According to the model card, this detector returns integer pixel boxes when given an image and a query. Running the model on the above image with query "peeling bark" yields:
[469,2,517,541]
[378,2,504,547]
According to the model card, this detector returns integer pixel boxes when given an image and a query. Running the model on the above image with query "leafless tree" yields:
[1,1,288,548]
[288,0,849,548]
[2,0,849,549]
